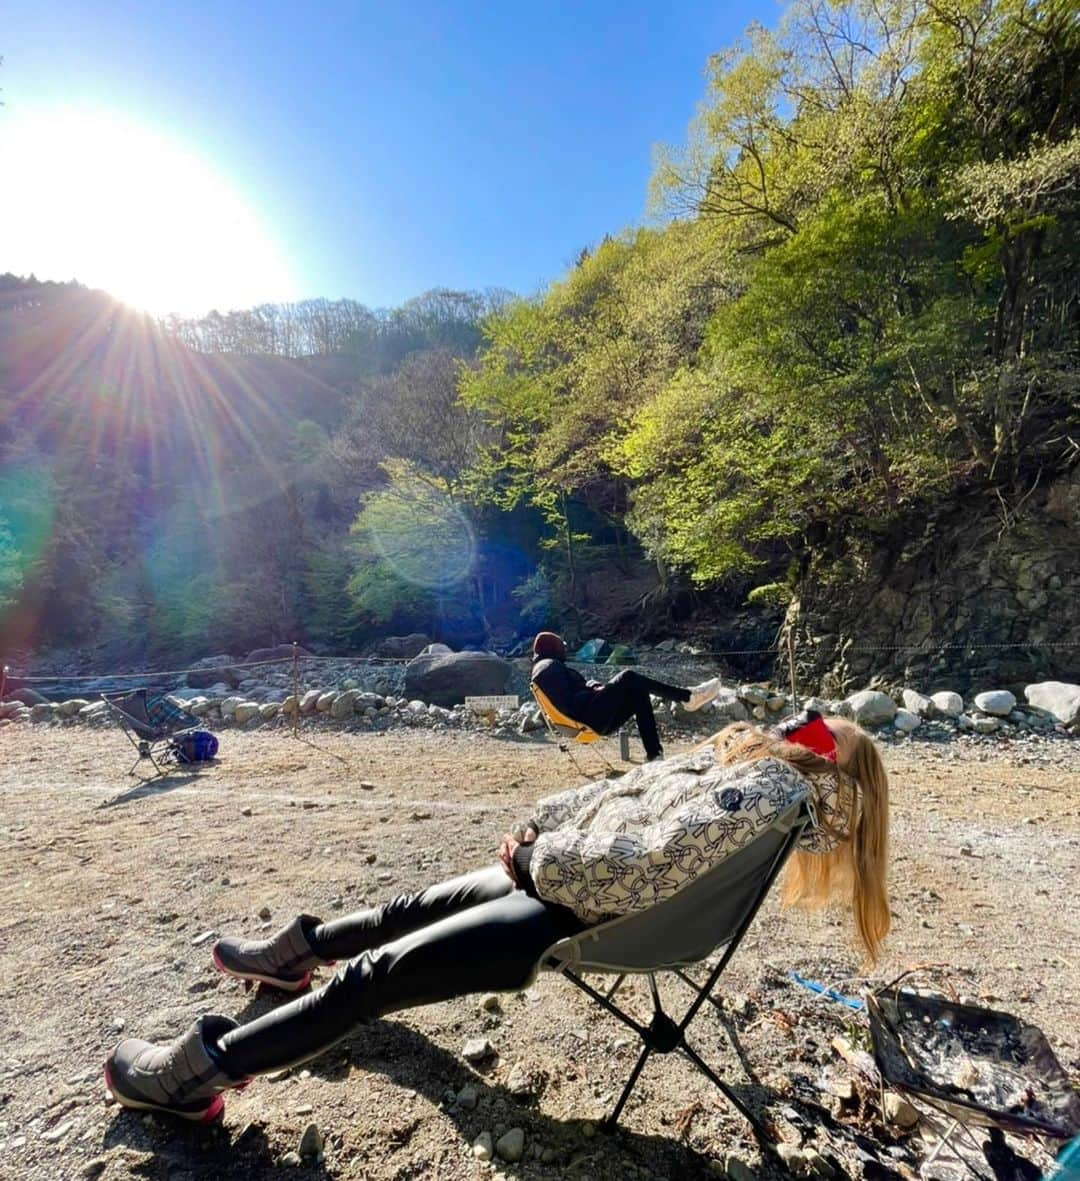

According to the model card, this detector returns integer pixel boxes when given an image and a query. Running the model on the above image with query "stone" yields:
[79,701,108,719]
[884,1092,919,1128]
[30,703,55,722]
[457,1084,479,1110]
[220,696,244,718]
[930,690,964,718]
[844,689,897,727]
[971,714,999,734]
[58,698,90,717]
[186,656,241,690]
[258,905,272,920]
[232,702,261,724]
[709,688,749,724]
[297,1123,324,1158]
[8,686,48,706]
[40,1120,74,1142]
[247,643,311,666]
[462,1036,496,1063]
[495,1128,525,1163]
[724,1157,758,1181]
[739,684,771,706]
[299,690,321,714]
[369,633,433,659]
[316,691,337,712]
[480,993,502,1013]
[974,690,1016,716]
[506,1063,535,1097]
[259,702,280,720]
[901,689,934,717]
[330,690,361,719]
[472,1132,494,1161]
[404,650,513,708]
[1025,681,1080,725]
[282,1150,302,1167]
[893,708,921,732]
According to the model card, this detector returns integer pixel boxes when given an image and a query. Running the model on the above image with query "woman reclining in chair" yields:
[105,712,890,1121]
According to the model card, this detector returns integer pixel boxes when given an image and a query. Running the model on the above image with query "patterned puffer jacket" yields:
[519,745,850,923]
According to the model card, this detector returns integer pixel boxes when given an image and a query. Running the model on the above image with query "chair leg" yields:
[680,1041,772,1149]
[604,1043,653,1131]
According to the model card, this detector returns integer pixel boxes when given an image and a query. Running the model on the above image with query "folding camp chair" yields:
[103,689,201,776]
[530,683,631,774]
[542,798,810,1147]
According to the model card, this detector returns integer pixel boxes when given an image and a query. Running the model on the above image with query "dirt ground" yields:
[0,725,1077,1181]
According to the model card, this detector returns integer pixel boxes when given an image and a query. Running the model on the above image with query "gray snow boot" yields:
[212,914,324,991]
[104,1014,249,1122]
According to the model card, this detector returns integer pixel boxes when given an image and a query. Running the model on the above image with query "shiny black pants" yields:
[582,669,690,759]
[216,867,585,1076]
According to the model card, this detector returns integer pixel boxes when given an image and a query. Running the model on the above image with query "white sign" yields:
[464,695,519,712]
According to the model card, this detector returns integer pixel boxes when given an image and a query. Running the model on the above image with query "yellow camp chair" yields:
[530,683,631,774]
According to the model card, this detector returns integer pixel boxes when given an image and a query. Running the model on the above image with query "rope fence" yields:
[2,636,1077,689]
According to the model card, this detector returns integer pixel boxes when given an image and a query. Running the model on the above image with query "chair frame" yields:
[530,684,631,775]
[103,689,200,776]
[544,803,810,1148]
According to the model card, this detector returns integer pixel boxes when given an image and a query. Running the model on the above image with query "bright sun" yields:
[0,108,296,317]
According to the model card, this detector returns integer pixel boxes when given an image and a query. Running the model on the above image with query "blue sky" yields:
[2,1,779,313]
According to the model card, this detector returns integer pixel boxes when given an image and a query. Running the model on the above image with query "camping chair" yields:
[103,689,201,776]
[530,684,631,775]
[541,798,810,1148]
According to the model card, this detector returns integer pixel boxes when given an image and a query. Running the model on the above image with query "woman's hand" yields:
[498,834,521,884]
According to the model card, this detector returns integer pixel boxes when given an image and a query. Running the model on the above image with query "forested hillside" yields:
[1,0,1077,688]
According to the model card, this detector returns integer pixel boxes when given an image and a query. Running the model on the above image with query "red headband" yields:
[777,711,837,761]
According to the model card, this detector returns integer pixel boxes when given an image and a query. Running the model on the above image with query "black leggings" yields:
[215,867,586,1077]
[581,669,690,759]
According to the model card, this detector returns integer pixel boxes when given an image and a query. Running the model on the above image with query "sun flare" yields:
[0,108,296,317]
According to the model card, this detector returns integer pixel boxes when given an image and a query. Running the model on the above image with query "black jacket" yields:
[531,657,596,723]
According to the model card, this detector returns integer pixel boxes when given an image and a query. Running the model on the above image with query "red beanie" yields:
[532,632,567,661]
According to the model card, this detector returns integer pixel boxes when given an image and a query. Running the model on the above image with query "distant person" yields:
[530,631,720,761]
[103,715,890,1122]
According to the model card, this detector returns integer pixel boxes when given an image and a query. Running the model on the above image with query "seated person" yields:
[104,715,890,1122]
[531,630,720,760]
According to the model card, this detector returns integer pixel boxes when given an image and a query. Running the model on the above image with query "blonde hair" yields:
[703,719,891,963]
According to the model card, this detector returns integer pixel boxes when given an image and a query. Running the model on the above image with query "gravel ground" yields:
[0,725,1077,1181]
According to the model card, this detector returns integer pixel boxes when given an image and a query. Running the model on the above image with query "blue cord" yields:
[788,970,866,1011]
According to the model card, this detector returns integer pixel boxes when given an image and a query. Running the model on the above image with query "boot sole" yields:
[104,1061,225,1123]
[211,945,313,992]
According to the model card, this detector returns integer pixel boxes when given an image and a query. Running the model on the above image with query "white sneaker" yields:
[685,677,721,712]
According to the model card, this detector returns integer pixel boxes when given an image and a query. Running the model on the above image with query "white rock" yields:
[315,691,337,712]
[330,690,360,719]
[930,690,964,718]
[472,1132,494,1161]
[901,689,934,717]
[844,689,897,727]
[299,690,321,714]
[971,714,999,734]
[233,702,261,724]
[79,701,108,719]
[220,696,244,718]
[1024,681,1080,725]
[974,690,1016,717]
[893,708,921,732]
[739,684,771,706]
[58,698,90,717]
[461,1036,496,1063]
[884,1092,920,1127]
[259,702,280,720]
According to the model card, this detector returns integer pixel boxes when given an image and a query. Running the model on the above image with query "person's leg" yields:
[216,892,586,1076]
[583,670,679,760]
[213,867,514,989]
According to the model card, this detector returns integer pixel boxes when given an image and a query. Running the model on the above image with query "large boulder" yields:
[1025,681,1080,725]
[187,656,241,690]
[930,690,964,718]
[7,686,48,707]
[902,689,934,717]
[707,688,749,725]
[368,633,433,660]
[844,689,897,727]
[405,650,513,708]
[973,689,1016,717]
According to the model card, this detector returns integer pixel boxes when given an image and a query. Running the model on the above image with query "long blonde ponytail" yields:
[704,719,891,963]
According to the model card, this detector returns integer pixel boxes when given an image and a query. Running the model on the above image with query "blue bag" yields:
[172,730,219,763]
